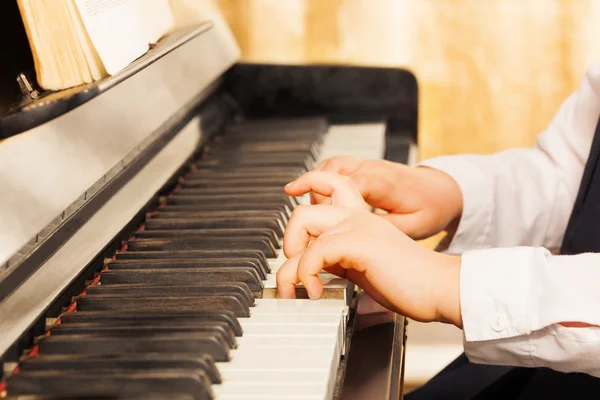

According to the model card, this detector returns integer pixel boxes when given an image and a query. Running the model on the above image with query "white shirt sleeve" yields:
[419,65,600,254]
[460,247,600,377]
[416,64,600,376]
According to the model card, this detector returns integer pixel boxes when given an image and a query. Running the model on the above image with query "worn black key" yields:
[126,237,276,258]
[209,147,318,161]
[172,187,288,197]
[197,152,311,164]
[100,267,264,292]
[224,127,324,139]
[135,228,280,249]
[148,210,287,226]
[169,192,299,208]
[187,165,305,174]
[37,332,231,361]
[210,140,317,151]
[224,116,327,133]
[114,250,270,271]
[4,394,195,400]
[158,203,291,218]
[176,178,296,190]
[195,158,309,170]
[50,321,237,350]
[145,217,284,238]
[77,293,251,317]
[59,310,243,336]
[184,172,301,183]
[6,370,212,400]
[86,282,255,307]
[107,258,269,279]
[19,353,221,384]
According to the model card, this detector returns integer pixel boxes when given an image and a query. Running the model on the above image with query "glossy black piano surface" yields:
[0,22,416,400]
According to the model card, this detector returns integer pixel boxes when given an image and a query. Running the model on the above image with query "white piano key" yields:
[250,299,346,314]
[213,382,329,397]
[237,313,341,327]
[235,334,336,348]
[219,346,336,368]
[239,319,340,333]
[217,369,329,383]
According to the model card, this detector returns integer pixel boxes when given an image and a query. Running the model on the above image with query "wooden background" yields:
[214,0,600,161]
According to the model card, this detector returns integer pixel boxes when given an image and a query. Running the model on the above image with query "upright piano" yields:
[0,18,418,400]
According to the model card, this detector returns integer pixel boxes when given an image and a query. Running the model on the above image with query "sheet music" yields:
[74,0,174,75]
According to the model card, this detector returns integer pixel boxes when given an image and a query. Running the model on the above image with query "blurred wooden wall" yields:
[215,0,600,161]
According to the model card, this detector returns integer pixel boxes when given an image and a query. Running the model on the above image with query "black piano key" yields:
[148,210,287,225]
[37,332,231,362]
[6,370,213,400]
[177,178,297,189]
[115,249,269,268]
[49,321,236,350]
[223,128,324,140]
[209,146,318,160]
[77,294,251,317]
[18,353,221,384]
[197,152,311,164]
[126,237,277,258]
[145,217,284,238]
[187,164,305,173]
[86,282,255,307]
[134,228,280,249]
[107,258,269,280]
[210,139,317,150]
[183,171,301,182]
[158,203,291,218]
[59,310,243,336]
[224,116,327,133]
[100,267,264,292]
[171,187,289,197]
[195,159,310,170]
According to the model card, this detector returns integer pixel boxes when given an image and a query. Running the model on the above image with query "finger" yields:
[276,254,348,299]
[276,253,302,299]
[283,205,354,258]
[296,231,361,299]
[315,156,360,175]
[285,171,365,208]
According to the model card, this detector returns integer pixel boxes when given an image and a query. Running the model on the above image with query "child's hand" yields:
[276,205,463,327]
[310,156,464,240]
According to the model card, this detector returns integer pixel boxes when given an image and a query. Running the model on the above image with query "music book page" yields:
[74,0,174,75]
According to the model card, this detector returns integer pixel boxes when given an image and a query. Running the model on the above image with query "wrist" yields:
[416,166,464,234]
[433,254,463,328]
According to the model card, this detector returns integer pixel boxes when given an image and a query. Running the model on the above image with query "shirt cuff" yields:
[460,247,551,365]
[418,155,495,254]
[460,247,551,341]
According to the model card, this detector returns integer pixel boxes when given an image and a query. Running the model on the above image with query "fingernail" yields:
[285,181,294,188]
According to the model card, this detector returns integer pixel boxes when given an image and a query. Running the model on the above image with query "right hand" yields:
[296,156,464,240]
[276,204,463,327]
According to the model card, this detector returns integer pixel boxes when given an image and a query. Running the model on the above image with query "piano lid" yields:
[0,21,240,299]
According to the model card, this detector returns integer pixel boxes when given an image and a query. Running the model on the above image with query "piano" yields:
[0,19,418,400]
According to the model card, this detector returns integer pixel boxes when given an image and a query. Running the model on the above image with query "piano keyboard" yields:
[3,117,387,400]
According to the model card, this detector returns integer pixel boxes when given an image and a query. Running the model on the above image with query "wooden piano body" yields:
[0,20,417,400]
